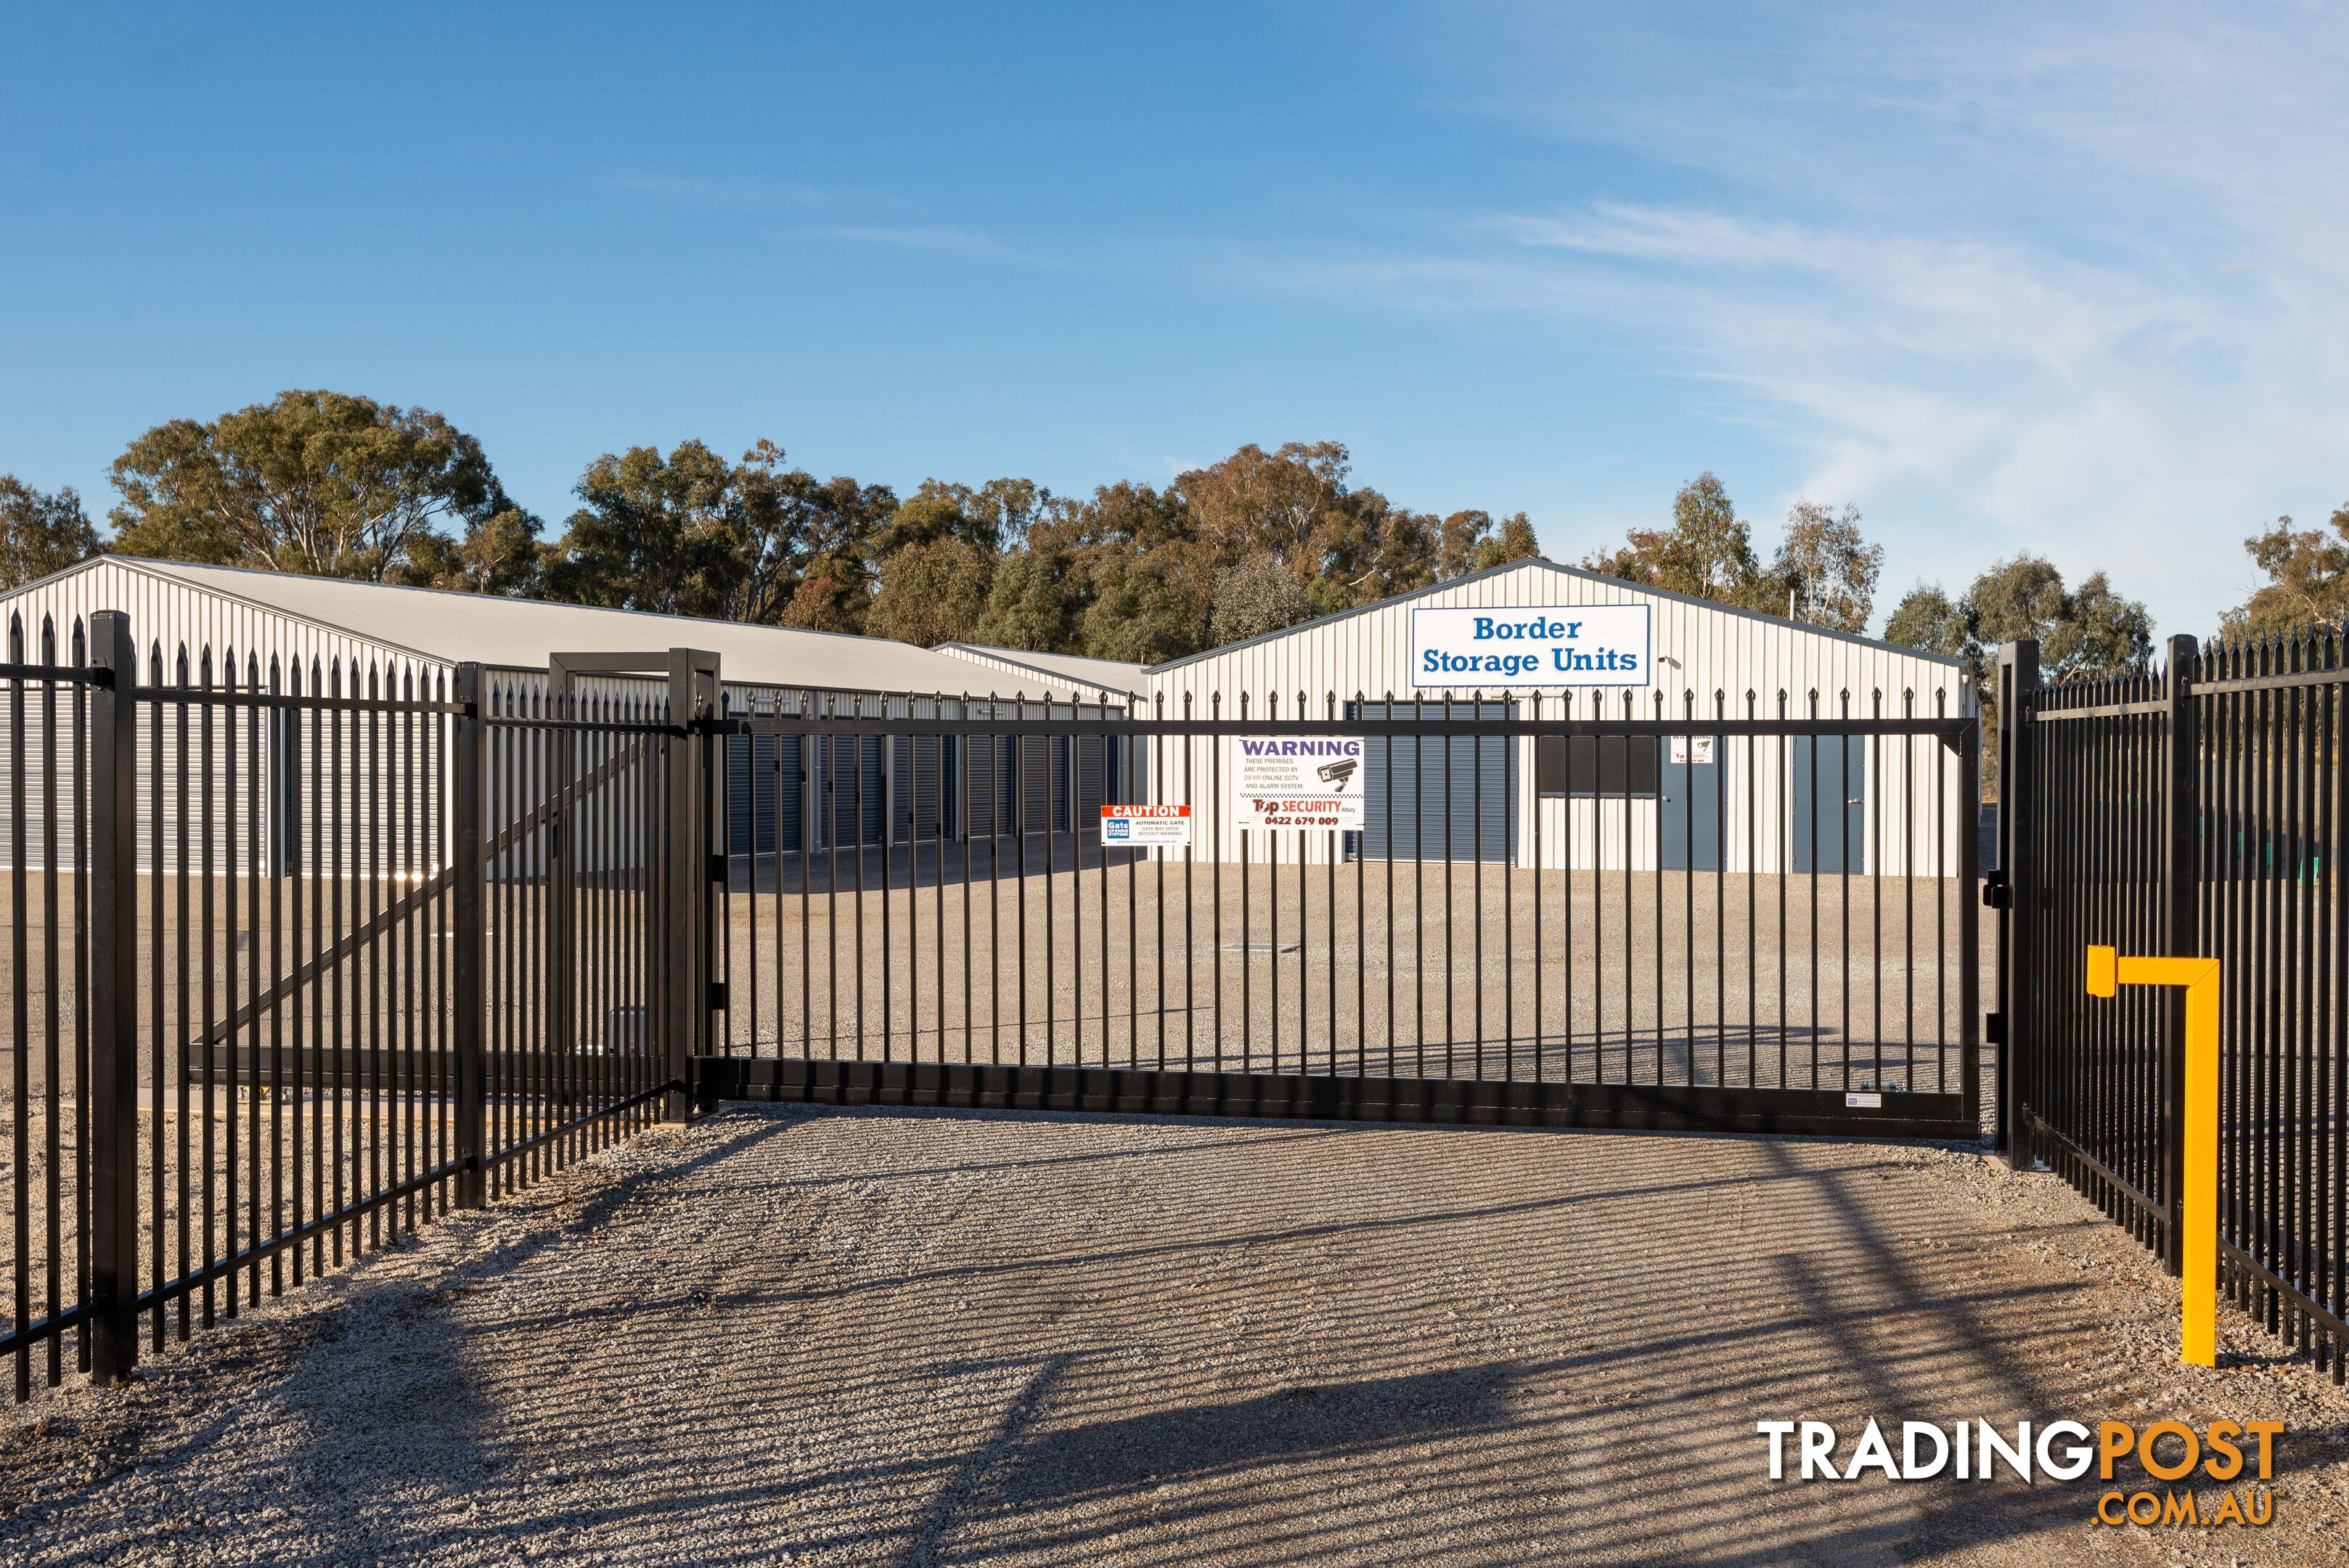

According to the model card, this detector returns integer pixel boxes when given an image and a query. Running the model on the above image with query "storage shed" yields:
[0,555,1126,868]
[1139,558,1974,872]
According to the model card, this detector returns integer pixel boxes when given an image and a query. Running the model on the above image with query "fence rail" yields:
[2001,630,2349,1381]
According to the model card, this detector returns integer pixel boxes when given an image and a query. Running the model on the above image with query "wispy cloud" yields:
[602,171,910,213]
[793,223,1045,265]
[1243,2,2349,632]
[609,172,1060,270]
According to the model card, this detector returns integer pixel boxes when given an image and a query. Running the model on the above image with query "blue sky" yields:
[4,3,2342,636]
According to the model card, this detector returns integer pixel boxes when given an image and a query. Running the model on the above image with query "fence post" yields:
[1994,638,2039,1169]
[87,611,139,1383]
[2160,634,2200,1275]
[452,663,486,1208]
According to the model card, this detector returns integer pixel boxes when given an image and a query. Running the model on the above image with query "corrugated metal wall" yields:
[0,576,449,875]
[0,572,1039,878]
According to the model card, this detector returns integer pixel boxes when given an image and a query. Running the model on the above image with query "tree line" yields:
[1,385,2325,677]
[0,391,1552,664]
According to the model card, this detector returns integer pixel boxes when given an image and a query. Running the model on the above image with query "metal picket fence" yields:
[1,613,693,1400]
[1998,630,2349,1380]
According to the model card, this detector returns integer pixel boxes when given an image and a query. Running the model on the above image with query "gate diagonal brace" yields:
[2085,944,2221,1368]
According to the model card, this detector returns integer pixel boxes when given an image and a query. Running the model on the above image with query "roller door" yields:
[1355,701,1517,862]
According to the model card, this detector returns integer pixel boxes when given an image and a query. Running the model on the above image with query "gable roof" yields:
[4,555,1079,698]
[1143,556,1966,673]
[932,642,1149,698]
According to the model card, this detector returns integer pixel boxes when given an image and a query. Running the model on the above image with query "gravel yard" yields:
[3,1104,2342,1567]
[719,862,1985,1095]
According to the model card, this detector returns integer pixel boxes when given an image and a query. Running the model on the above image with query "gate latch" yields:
[1982,869,2010,910]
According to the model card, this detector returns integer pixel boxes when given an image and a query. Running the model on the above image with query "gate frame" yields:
[548,649,721,1124]
[697,701,1985,1143]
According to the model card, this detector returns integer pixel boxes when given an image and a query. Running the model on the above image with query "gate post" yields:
[1994,638,2039,1169]
[663,648,719,1122]
[2160,634,2200,1275]
[87,610,139,1382]
[451,663,487,1208]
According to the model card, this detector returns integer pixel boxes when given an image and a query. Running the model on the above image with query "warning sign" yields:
[1228,737,1368,833]
[1101,804,1190,848]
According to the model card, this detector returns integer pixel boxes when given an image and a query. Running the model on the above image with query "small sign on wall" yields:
[1409,604,1651,688]
[1669,736,1716,766]
[1101,804,1190,848]
[1227,736,1367,832]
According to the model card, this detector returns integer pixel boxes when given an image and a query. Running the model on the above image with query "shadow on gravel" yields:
[901,1358,1528,1567]
[1001,1363,1524,1505]
[0,1111,816,1568]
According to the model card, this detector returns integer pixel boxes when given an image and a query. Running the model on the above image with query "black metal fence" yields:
[7,618,1991,1404]
[1,614,692,1402]
[1999,631,2349,1381]
[697,687,1982,1141]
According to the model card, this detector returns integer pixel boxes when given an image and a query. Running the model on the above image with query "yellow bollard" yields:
[2085,944,2221,1368]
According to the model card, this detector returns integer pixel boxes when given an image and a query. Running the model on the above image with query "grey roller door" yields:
[726,733,783,856]
[775,734,804,856]
[891,733,944,842]
[964,732,1017,839]
[1076,732,1106,830]
[1355,701,1517,862]
[815,732,885,849]
[1021,735,1050,833]
[859,734,884,846]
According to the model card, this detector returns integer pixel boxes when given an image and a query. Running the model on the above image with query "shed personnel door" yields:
[1792,735,1867,873]
[1659,735,1720,871]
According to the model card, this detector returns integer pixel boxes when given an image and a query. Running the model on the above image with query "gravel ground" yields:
[2,1105,2342,1567]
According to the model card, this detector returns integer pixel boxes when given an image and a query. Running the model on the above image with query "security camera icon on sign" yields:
[1316,758,1359,791]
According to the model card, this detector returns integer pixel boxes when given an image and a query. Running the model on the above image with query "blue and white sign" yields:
[1409,604,1651,688]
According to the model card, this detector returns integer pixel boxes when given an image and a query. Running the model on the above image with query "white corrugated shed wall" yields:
[1,558,452,877]
[1140,560,1974,870]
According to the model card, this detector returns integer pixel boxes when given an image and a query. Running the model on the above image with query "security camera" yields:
[1316,758,1359,791]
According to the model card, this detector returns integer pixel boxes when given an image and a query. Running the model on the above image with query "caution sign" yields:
[1228,737,1367,832]
[1101,804,1190,848]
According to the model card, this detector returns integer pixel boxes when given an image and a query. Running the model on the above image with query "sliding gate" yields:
[694,692,1982,1140]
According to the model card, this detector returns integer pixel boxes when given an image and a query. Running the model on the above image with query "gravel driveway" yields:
[2,1105,2342,1567]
